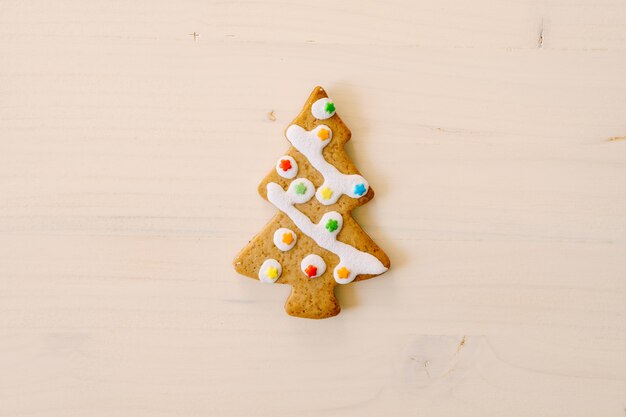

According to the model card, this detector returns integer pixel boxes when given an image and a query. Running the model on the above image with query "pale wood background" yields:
[1,1,625,416]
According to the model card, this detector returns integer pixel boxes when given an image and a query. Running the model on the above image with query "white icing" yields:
[311,97,336,120]
[301,254,326,278]
[267,182,387,284]
[273,228,297,251]
[258,259,281,283]
[275,155,298,179]
[286,177,316,204]
[285,124,369,205]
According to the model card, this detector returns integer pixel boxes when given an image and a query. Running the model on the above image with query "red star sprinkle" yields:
[304,265,318,278]
[279,159,292,171]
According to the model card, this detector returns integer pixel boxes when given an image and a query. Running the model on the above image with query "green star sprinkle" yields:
[325,102,335,114]
[325,219,339,232]
[294,182,307,195]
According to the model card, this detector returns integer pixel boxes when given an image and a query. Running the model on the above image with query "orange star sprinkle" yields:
[317,128,330,140]
[336,267,350,279]
[281,232,293,245]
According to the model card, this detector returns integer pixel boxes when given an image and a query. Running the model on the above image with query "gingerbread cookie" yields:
[233,86,390,319]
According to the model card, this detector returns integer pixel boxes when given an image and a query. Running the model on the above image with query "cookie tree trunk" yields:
[285,280,340,319]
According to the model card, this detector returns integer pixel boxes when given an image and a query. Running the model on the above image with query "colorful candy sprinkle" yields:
[259,259,281,283]
[304,265,318,278]
[354,183,366,196]
[276,156,298,179]
[317,128,330,140]
[325,219,338,232]
[301,254,326,278]
[336,267,350,279]
[281,232,294,245]
[311,98,336,120]
[266,266,279,279]
[279,159,292,172]
[273,228,296,251]
[320,187,333,200]
[294,182,307,195]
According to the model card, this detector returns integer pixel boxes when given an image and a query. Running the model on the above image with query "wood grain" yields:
[1,0,625,416]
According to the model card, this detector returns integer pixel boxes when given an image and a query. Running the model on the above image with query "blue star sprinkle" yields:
[353,183,367,196]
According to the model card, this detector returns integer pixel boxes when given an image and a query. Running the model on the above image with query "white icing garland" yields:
[285,124,369,205]
[267,181,387,284]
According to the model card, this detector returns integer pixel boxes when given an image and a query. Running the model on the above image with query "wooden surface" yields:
[1,1,625,416]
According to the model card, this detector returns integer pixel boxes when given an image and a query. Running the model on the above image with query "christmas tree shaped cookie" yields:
[233,86,390,319]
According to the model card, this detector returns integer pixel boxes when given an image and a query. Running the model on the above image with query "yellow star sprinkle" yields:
[336,267,350,279]
[281,233,293,245]
[266,267,278,279]
[317,128,330,140]
[320,187,333,200]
